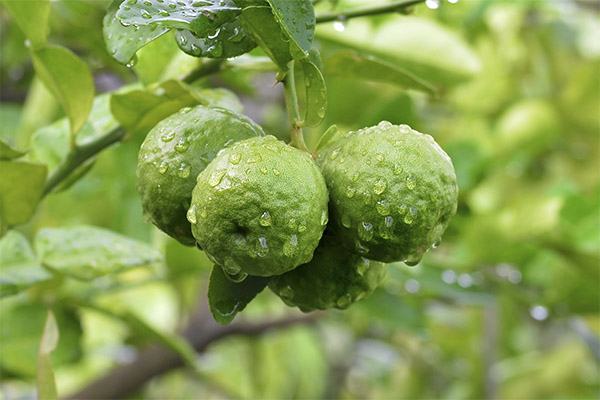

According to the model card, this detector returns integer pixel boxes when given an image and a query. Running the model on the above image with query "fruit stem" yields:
[315,0,424,23]
[42,126,125,197]
[283,61,310,154]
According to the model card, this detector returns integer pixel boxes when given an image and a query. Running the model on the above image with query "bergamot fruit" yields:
[136,105,264,246]
[318,122,458,264]
[269,233,387,312]
[188,136,329,277]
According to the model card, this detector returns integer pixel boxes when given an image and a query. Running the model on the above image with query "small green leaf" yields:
[0,139,26,160]
[37,310,59,400]
[174,20,256,59]
[266,0,314,59]
[324,51,437,94]
[116,0,241,37]
[133,32,181,85]
[297,57,326,128]
[1,0,50,50]
[103,0,170,65]
[35,226,163,280]
[208,265,268,324]
[32,45,95,138]
[315,124,343,152]
[0,161,47,227]
[239,6,293,71]
[0,231,52,297]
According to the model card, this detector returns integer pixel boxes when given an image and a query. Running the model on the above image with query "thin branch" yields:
[315,0,424,24]
[65,301,321,400]
[282,62,310,153]
[42,127,125,197]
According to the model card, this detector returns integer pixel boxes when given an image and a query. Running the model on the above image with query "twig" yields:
[64,300,321,400]
[315,0,424,24]
[282,62,310,153]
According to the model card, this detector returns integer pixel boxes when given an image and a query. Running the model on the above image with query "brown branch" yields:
[65,299,321,400]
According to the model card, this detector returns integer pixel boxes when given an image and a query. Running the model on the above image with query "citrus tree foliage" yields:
[0,0,598,399]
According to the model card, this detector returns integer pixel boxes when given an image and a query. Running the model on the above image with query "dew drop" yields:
[376,200,391,216]
[356,260,369,276]
[385,215,394,227]
[157,161,168,174]
[399,124,411,134]
[375,153,385,162]
[259,211,272,227]
[260,167,268,174]
[283,236,299,257]
[273,168,280,176]
[336,293,352,309]
[406,173,416,190]
[279,285,294,300]
[200,207,208,219]
[209,169,226,187]
[341,213,352,228]
[377,120,392,129]
[174,138,189,153]
[161,130,176,142]
[398,203,407,215]
[373,177,387,195]
[346,185,356,198]
[186,205,197,224]
[358,221,374,241]
[159,10,170,16]
[177,163,191,178]
[320,210,328,226]
[298,220,307,232]
[223,257,241,275]
[229,152,241,164]
[141,10,152,19]
[404,253,423,266]
[352,172,360,182]
[393,163,403,175]
[247,152,262,164]
[329,148,340,160]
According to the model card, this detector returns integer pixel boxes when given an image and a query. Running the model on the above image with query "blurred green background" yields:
[1,0,598,399]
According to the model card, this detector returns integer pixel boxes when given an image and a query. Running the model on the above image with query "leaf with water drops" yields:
[116,0,241,38]
[323,51,437,95]
[0,231,52,298]
[208,264,269,325]
[0,161,47,227]
[35,226,163,280]
[174,19,256,58]
[297,56,327,128]
[265,0,315,59]
[103,0,170,65]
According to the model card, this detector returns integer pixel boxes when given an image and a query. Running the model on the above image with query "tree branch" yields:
[315,0,424,24]
[65,300,321,400]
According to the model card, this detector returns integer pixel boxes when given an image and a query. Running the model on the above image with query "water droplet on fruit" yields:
[283,236,299,257]
[377,121,392,129]
[346,185,356,198]
[280,285,294,300]
[247,152,262,164]
[336,293,352,309]
[393,164,403,175]
[375,200,390,215]
[358,221,374,241]
[177,163,191,178]
[272,168,280,176]
[298,220,307,232]
[352,173,360,182]
[186,205,197,224]
[385,215,394,227]
[341,213,352,228]
[209,169,226,187]
[288,218,296,230]
[157,161,168,174]
[329,148,340,160]
[229,152,241,164]
[259,211,272,226]
[376,153,385,162]
[174,138,189,153]
[260,167,268,174]
[399,124,411,134]
[161,130,176,142]
[406,173,416,190]
[200,207,208,219]
[320,210,328,226]
[223,257,242,275]
[373,177,387,195]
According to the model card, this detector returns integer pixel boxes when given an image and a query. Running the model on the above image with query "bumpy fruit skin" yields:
[136,106,264,246]
[318,122,458,264]
[269,233,387,312]
[189,136,329,277]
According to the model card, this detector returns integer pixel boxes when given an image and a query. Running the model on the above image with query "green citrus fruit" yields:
[269,233,387,312]
[318,122,458,264]
[188,136,329,277]
[136,105,265,246]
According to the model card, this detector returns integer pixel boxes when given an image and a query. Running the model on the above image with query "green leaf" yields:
[103,0,170,65]
[31,45,95,138]
[324,51,437,94]
[0,231,52,297]
[133,31,181,85]
[266,0,314,59]
[1,0,50,50]
[35,226,163,280]
[0,139,26,160]
[29,93,120,173]
[0,161,47,227]
[116,0,241,37]
[297,57,326,127]
[239,6,293,71]
[208,265,268,324]
[0,303,82,376]
[174,20,256,58]
[317,17,481,86]
[315,124,343,152]
[36,310,59,400]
